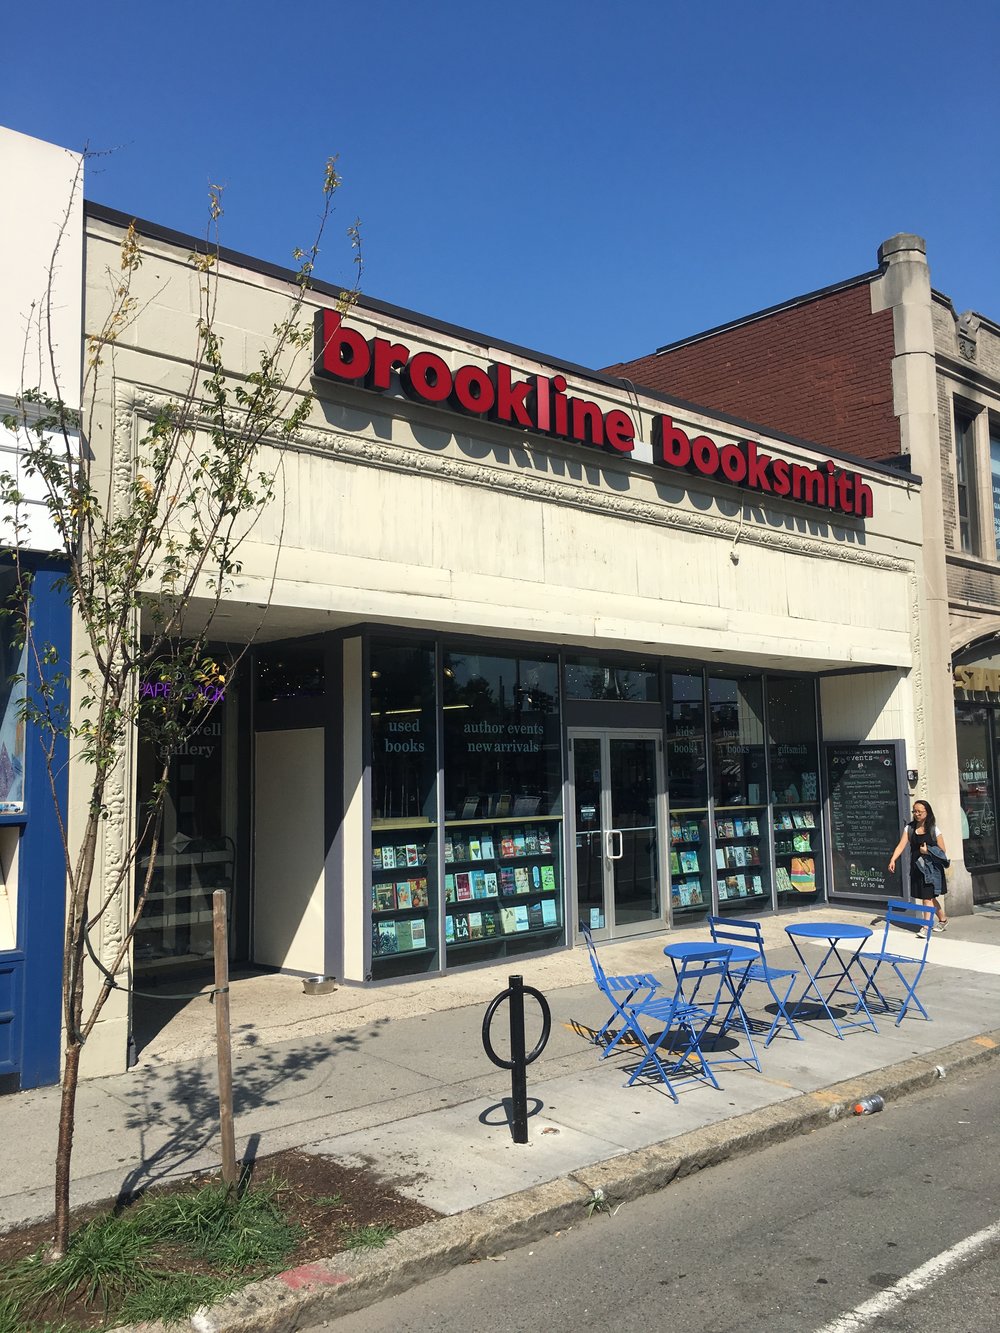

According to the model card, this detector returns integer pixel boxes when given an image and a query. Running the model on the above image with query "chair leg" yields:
[763,975,803,1046]
[624,1025,680,1101]
[891,963,931,1024]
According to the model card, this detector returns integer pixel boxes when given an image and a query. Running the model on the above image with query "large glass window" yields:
[442,649,563,960]
[956,705,999,868]
[991,425,1000,559]
[956,407,979,555]
[709,674,766,807]
[565,654,660,702]
[369,641,439,977]
[665,671,707,807]
[767,677,824,906]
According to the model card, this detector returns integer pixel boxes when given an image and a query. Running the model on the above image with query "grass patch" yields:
[340,1223,396,1251]
[0,1176,302,1331]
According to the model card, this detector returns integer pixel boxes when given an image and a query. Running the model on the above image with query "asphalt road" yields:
[313,1061,1000,1332]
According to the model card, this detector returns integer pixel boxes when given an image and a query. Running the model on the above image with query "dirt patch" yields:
[0,1148,440,1329]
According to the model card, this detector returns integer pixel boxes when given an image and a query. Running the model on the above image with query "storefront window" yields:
[709,674,766,807]
[135,657,238,972]
[665,671,707,807]
[0,568,26,815]
[369,641,438,977]
[767,677,824,906]
[956,705,999,868]
[565,654,660,702]
[442,649,563,959]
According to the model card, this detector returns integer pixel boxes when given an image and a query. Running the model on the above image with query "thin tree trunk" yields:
[52,1041,82,1258]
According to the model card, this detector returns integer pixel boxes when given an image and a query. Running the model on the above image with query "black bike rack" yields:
[482,974,551,1143]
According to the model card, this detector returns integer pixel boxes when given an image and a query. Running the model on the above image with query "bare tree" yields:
[0,156,360,1258]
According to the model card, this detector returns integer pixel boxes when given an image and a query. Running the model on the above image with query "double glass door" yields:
[570,730,665,940]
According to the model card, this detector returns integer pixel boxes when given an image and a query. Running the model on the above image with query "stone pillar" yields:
[872,235,970,913]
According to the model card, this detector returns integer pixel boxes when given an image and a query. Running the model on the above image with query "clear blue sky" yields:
[5,1,999,370]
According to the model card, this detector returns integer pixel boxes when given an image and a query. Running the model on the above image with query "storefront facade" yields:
[0,128,78,1091]
[77,195,925,1060]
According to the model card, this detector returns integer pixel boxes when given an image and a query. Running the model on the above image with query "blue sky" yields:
[5,1,999,370]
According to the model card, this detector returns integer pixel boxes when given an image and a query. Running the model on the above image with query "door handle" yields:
[607,828,624,860]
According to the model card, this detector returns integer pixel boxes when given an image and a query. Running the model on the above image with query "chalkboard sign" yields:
[824,741,907,900]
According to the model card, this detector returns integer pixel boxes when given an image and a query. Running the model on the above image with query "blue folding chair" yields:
[707,915,803,1047]
[621,947,733,1100]
[579,921,660,1057]
[854,899,937,1025]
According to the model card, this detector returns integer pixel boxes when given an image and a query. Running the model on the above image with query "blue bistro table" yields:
[785,922,878,1039]
[663,941,761,1071]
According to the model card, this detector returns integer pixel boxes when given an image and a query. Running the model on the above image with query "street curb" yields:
[107,1028,1000,1333]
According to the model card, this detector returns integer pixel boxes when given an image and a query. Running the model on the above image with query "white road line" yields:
[815,1219,1000,1332]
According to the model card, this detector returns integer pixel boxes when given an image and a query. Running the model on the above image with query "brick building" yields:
[610,235,1000,904]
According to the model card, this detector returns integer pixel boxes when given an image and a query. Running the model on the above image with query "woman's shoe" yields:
[935,918,948,933]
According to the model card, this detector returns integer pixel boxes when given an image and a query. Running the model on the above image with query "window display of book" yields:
[370,824,436,964]
[772,806,821,896]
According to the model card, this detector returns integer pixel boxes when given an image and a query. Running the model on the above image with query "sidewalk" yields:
[5,904,1000,1331]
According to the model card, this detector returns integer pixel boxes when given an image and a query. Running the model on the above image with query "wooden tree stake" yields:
[213,889,238,1186]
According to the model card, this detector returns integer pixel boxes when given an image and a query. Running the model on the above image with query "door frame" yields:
[567,727,668,943]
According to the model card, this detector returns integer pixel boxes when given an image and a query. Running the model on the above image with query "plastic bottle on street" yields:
[852,1094,884,1115]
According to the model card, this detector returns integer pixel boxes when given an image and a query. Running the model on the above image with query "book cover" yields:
[791,811,806,829]
[514,904,530,932]
[500,830,516,857]
[747,817,759,835]
[514,866,530,893]
[480,834,495,860]
[715,820,726,840]
[445,915,455,944]
[469,839,482,861]
[378,921,398,954]
[396,919,413,951]
[679,883,692,907]
[538,828,552,854]
[528,901,544,929]
[467,911,483,940]
[444,837,454,863]
[733,845,747,867]
[689,880,704,906]
[444,873,456,903]
[410,918,427,949]
[483,871,498,896]
[471,870,487,898]
[373,883,395,912]
[499,866,516,895]
[726,875,740,898]
[540,898,557,926]
[452,839,468,862]
[456,872,473,901]
[776,866,794,893]
[670,850,680,875]
[717,879,729,901]
[416,843,428,866]
[460,796,480,819]
[680,850,699,874]
[453,913,470,941]
[685,821,701,843]
[394,881,412,909]
[751,874,763,894]
[513,832,527,856]
[749,846,761,866]
[381,846,396,870]
[524,829,540,855]
[372,847,383,869]
[671,818,682,844]
[736,873,748,897]
[405,844,419,866]
[531,865,541,890]
[733,818,745,838]
[790,856,816,892]
[411,878,429,908]
[671,883,681,908]
[803,809,816,828]
[540,864,556,891]
[500,906,519,934]
[716,848,726,870]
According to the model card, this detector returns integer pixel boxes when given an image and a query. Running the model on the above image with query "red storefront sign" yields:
[314,311,874,517]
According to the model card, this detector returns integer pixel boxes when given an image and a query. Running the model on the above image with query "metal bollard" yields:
[482,975,551,1143]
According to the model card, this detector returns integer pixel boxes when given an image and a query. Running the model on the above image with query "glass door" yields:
[570,730,665,940]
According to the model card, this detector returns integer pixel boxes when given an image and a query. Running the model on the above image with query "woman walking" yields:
[889,799,949,936]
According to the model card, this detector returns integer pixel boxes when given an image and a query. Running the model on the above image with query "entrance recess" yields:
[570,730,665,940]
